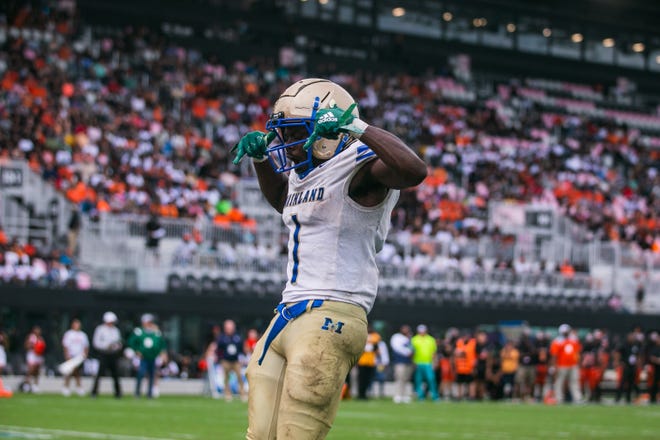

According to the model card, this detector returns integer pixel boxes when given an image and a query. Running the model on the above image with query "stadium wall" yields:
[1,286,656,354]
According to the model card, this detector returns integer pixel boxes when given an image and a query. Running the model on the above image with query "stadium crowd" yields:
[2,2,659,283]
[0,223,88,288]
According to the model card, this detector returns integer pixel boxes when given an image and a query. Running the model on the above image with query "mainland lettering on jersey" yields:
[284,187,325,208]
[280,141,400,313]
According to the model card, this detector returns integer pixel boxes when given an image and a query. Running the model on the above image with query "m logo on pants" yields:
[321,318,344,334]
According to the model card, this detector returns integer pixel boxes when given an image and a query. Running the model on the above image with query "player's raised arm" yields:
[303,105,427,190]
[357,125,428,189]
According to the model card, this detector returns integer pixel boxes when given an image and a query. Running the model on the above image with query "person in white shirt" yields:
[90,311,123,398]
[390,325,414,403]
[61,319,89,396]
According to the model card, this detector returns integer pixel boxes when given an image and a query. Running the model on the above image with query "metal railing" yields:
[0,160,73,242]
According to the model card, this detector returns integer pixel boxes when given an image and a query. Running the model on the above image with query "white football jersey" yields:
[281,141,400,313]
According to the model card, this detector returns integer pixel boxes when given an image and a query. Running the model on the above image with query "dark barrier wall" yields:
[1,286,657,340]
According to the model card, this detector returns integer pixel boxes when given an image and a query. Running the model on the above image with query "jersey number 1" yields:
[291,214,301,284]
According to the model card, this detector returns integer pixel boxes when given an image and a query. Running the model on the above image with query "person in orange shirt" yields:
[559,259,575,279]
[454,331,477,400]
[243,329,260,364]
[550,324,583,404]
[356,326,381,400]
[0,226,7,247]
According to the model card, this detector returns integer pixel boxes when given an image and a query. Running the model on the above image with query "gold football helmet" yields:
[266,78,359,173]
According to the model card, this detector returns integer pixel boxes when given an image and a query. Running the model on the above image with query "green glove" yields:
[302,103,368,151]
[232,131,276,164]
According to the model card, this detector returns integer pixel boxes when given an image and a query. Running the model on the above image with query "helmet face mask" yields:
[265,78,358,175]
[265,99,320,174]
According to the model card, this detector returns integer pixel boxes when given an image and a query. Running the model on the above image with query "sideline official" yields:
[91,311,122,398]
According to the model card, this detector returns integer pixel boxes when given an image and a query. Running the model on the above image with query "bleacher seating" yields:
[1,4,658,313]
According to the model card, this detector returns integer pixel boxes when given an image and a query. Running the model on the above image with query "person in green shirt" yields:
[411,324,439,401]
[128,313,165,398]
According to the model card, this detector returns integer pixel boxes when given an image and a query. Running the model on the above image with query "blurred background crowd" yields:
[1,0,660,402]
[0,0,658,292]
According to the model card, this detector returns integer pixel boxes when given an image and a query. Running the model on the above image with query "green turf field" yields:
[1,394,658,439]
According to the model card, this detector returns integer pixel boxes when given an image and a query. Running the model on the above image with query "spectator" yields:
[608,293,624,312]
[581,330,609,403]
[591,331,611,403]
[243,328,259,364]
[559,259,576,279]
[172,233,198,266]
[454,331,477,400]
[22,325,46,393]
[411,324,439,401]
[515,330,537,401]
[614,332,643,404]
[474,331,490,401]
[215,319,246,402]
[67,207,81,256]
[91,311,122,398]
[357,326,382,400]
[550,324,583,404]
[374,339,390,399]
[202,335,220,399]
[0,330,11,398]
[145,213,165,265]
[500,340,520,400]
[437,340,455,400]
[128,313,166,399]
[390,325,414,403]
[0,226,8,248]
[649,332,660,404]
[534,331,550,401]
[486,343,503,400]
[61,318,89,396]
[635,282,646,313]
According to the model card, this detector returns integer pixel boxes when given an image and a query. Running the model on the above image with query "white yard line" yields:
[0,426,192,440]
[0,428,52,439]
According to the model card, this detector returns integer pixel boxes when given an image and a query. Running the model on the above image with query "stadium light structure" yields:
[632,42,645,52]
[392,7,405,17]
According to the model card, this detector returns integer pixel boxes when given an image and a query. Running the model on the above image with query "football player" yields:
[233,78,427,439]
[61,318,89,396]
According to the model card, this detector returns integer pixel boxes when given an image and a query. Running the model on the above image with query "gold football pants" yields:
[246,300,367,440]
